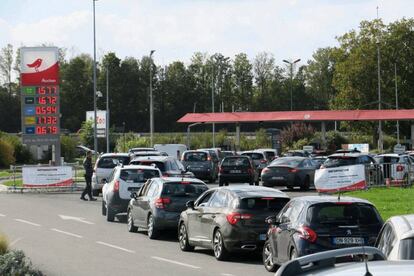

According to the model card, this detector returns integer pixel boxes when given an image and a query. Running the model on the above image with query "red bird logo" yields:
[27,58,43,72]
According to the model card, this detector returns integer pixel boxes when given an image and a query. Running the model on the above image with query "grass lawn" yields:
[2,179,23,187]
[347,187,414,221]
[0,171,11,177]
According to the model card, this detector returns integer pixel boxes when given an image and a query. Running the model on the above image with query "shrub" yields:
[0,250,44,275]
[280,123,315,148]
[0,139,15,168]
[61,135,77,162]
[0,134,32,164]
[0,234,7,255]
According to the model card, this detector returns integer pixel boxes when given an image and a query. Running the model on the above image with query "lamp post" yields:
[106,66,110,153]
[376,6,383,152]
[149,50,155,147]
[283,58,301,111]
[92,0,98,155]
[395,63,400,144]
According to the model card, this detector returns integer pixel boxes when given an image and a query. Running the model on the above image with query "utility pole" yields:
[106,66,110,153]
[283,58,301,111]
[376,6,383,152]
[92,0,98,154]
[212,66,215,148]
[395,63,400,144]
[149,50,155,147]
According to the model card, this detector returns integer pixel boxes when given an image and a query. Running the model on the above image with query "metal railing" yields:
[365,162,413,188]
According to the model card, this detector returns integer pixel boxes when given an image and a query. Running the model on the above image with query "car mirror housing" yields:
[186,200,195,209]
[265,215,278,225]
[130,192,138,199]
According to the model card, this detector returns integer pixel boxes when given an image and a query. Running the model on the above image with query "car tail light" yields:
[226,212,252,225]
[396,165,404,172]
[260,159,267,164]
[335,202,353,205]
[155,197,171,209]
[163,173,170,177]
[298,226,317,243]
[261,167,270,174]
[113,180,120,192]
[288,168,298,173]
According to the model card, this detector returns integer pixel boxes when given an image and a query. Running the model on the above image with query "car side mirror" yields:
[265,215,278,225]
[101,178,107,184]
[186,200,195,209]
[130,192,138,199]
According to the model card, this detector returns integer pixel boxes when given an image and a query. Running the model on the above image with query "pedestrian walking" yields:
[81,151,97,201]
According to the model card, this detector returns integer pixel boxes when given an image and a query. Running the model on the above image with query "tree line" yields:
[1,18,414,145]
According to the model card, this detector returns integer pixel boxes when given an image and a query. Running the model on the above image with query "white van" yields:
[154,144,187,159]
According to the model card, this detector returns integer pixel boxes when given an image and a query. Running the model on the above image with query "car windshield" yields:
[323,156,357,168]
[308,203,381,226]
[222,157,250,167]
[98,156,130,169]
[374,156,400,164]
[399,238,414,260]
[133,161,166,172]
[239,197,289,212]
[161,182,208,197]
[184,152,208,162]
[119,169,160,182]
[270,158,301,167]
[242,152,263,160]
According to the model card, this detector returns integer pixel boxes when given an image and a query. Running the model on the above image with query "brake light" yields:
[396,165,404,172]
[226,212,252,225]
[298,226,317,243]
[260,159,267,164]
[113,180,119,192]
[335,202,353,205]
[288,168,298,173]
[155,197,171,209]
[261,197,275,200]
[261,167,270,174]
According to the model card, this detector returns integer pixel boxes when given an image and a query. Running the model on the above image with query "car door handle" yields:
[211,215,216,218]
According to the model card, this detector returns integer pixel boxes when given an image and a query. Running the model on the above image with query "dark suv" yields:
[263,196,383,272]
[181,150,218,183]
[178,186,290,260]
[218,156,259,186]
[129,156,194,178]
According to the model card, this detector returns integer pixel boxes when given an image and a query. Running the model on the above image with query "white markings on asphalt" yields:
[0,213,6,217]
[51,228,83,239]
[9,238,23,246]
[59,214,94,225]
[96,241,135,254]
[151,256,201,269]
[221,274,236,276]
[14,219,41,227]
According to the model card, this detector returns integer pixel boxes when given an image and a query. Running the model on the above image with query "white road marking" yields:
[14,219,41,227]
[51,228,83,238]
[9,238,23,246]
[221,274,236,276]
[151,256,201,269]
[96,241,135,254]
[59,215,94,225]
[0,213,6,217]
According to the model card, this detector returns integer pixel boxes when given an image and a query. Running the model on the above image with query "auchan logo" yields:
[26,58,43,72]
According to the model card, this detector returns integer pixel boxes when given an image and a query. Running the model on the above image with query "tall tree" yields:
[233,53,253,111]
[0,44,13,95]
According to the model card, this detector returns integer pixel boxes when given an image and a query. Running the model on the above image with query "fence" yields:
[6,162,84,193]
[365,162,414,188]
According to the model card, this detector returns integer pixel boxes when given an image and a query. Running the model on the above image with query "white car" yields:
[91,153,131,196]
[375,214,414,260]
[374,154,414,184]
[102,165,161,222]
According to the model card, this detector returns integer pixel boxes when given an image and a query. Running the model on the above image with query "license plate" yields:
[272,176,284,180]
[333,237,364,245]
[259,234,267,241]
[230,170,241,173]
[191,167,202,170]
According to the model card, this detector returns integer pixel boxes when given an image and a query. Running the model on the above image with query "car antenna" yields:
[363,245,373,276]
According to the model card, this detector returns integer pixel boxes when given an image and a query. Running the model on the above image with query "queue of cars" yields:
[91,145,414,275]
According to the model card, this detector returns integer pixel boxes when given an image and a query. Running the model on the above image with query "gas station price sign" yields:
[20,47,60,144]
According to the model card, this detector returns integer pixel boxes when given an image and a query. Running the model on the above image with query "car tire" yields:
[213,229,229,261]
[127,209,138,233]
[106,204,115,222]
[101,200,107,216]
[249,181,254,185]
[255,180,259,186]
[147,214,159,239]
[92,189,100,197]
[263,240,278,272]
[178,223,194,252]
[219,180,224,187]
[300,176,310,191]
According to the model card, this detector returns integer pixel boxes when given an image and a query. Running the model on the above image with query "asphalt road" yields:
[0,185,316,276]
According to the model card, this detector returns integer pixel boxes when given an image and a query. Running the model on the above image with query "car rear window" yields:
[374,156,400,164]
[399,239,414,260]
[270,158,301,167]
[184,152,208,162]
[324,157,357,168]
[161,182,208,197]
[119,169,160,182]
[98,156,130,169]
[307,203,382,226]
[222,157,250,167]
[239,197,290,212]
[265,152,275,160]
[242,153,263,160]
[133,161,166,172]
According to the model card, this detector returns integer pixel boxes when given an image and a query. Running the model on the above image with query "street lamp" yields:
[92,0,98,155]
[149,50,155,147]
[376,6,383,152]
[106,66,110,153]
[395,63,400,144]
[283,58,301,111]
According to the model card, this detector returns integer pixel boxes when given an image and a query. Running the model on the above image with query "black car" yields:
[129,156,194,178]
[263,196,383,272]
[126,177,208,239]
[261,157,320,190]
[178,186,290,260]
[218,156,259,186]
[181,150,218,183]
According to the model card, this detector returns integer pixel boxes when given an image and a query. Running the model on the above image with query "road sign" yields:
[86,110,107,138]
[393,144,406,154]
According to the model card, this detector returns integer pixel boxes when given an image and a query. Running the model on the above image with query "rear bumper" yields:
[191,170,213,179]
[261,174,296,187]
[106,192,130,214]
[222,226,268,252]
[153,210,181,230]
[219,174,254,183]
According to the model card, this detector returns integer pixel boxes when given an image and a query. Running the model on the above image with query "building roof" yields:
[177,109,414,123]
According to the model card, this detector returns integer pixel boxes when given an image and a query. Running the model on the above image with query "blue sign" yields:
[25,106,35,116]
[25,126,35,134]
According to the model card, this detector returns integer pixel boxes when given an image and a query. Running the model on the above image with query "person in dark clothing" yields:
[81,151,97,201]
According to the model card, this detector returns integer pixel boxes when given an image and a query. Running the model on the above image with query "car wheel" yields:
[127,209,138,233]
[249,181,253,185]
[106,204,115,222]
[300,176,310,191]
[219,180,224,187]
[290,247,297,260]
[178,223,194,252]
[263,240,278,272]
[213,229,229,261]
[255,180,259,186]
[147,214,159,239]
[101,200,107,216]
[92,189,100,197]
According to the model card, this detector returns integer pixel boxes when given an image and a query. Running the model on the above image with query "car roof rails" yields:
[275,246,385,276]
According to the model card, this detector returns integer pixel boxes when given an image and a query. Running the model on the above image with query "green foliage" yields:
[79,120,94,148]
[291,138,311,150]
[0,234,7,255]
[0,138,14,168]
[0,134,33,164]
[0,250,44,276]
[280,123,315,148]
[61,135,77,162]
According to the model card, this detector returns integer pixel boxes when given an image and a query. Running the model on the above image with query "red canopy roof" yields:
[177,109,414,123]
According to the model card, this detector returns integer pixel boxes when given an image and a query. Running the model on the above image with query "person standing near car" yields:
[81,151,97,201]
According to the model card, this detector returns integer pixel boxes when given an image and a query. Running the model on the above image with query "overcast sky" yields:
[1,0,413,66]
